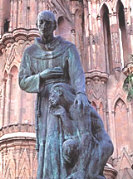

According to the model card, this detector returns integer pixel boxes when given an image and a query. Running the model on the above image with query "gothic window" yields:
[102,5,112,74]
[114,99,129,156]
[117,0,127,68]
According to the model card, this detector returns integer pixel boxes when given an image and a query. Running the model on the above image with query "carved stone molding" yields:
[0,132,36,150]
[45,0,83,29]
[46,0,73,23]
[0,28,39,54]
[0,124,35,138]
[85,70,109,101]
[85,70,109,80]
[113,147,133,170]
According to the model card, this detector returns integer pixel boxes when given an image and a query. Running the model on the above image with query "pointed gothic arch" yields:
[114,97,127,110]
[114,98,130,157]
[113,0,126,12]
[99,2,112,16]
[100,4,112,74]
[7,44,20,68]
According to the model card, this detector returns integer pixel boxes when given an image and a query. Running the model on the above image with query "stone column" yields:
[129,3,133,54]
[110,12,121,69]
[9,0,13,31]
[82,1,89,72]
[29,0,37,28]
[97,16,106,72]
[5,74,12,125]
[14,0,18,28]
[18,0,23,28]
[0,0,3,36]
[18,87,22,124]
[1,78,7,127]
[87,0,93,71]
[110,110,117,158]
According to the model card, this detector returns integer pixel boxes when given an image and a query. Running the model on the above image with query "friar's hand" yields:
[40,67,63,79]
[74,93,89,112]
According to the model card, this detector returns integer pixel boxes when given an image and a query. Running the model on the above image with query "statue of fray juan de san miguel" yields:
[19,10,114,179]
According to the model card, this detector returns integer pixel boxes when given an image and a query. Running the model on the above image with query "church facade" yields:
[0,0,133,178]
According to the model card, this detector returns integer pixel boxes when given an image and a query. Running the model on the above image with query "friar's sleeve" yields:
[68,44,86,94]
[19,50,40,93]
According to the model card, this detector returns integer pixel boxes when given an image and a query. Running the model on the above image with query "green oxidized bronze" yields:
[19,11,113,179]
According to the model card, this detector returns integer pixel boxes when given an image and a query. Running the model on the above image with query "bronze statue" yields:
[19,10,113,179]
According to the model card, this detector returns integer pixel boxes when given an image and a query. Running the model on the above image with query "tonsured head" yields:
[36,10,56,37]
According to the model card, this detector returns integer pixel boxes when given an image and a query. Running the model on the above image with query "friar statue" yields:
[19,10,114,179]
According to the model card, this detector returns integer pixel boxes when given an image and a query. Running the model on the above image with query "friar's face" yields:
[37,11,56,38]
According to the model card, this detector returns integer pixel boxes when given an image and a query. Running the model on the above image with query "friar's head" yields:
[36,10,57,39]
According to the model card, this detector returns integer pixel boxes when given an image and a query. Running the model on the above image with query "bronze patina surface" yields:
[19,10,113,179]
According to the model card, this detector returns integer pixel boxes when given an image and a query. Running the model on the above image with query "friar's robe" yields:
[19,36,86,179]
